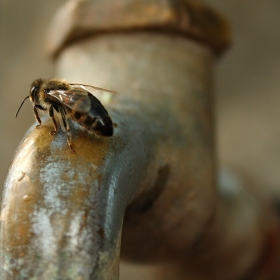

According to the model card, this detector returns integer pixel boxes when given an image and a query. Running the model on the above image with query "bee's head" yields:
[30,78,44,103]
[15,78,45,118]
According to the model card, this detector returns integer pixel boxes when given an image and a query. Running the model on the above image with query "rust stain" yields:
[47,0,231,57]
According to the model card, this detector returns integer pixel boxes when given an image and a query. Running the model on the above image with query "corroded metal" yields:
[1,34,217,279]
[1,1,280,280]
[46,0,231,57]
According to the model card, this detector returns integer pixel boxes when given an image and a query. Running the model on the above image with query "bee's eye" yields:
[30,85,39,100]
[30,86,36,94]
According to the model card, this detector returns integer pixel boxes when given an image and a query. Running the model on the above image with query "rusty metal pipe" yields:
[4,1,280,280]
[57,33,218,261]
[1,33,216,279]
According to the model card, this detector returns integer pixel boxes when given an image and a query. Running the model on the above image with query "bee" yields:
[16,78,116,153]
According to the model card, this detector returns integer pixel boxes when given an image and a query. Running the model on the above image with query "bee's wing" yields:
[69,84,119,95]
[47,89,92,113]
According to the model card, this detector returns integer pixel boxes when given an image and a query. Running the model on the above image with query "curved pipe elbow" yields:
[1,95,216,279]
[1,35,218,279]
[0,104,172,279]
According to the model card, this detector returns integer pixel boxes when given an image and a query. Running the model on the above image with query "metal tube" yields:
[0,34,216,279]
[2,1,280,279]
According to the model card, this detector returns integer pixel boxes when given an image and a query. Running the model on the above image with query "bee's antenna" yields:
[15,96,29,117]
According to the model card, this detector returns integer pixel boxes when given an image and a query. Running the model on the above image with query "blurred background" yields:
[1,0,280,211]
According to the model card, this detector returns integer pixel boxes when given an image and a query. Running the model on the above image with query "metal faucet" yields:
[1,1,280,279]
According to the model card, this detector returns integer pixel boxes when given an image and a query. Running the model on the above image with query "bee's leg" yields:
[33,106,42,129]
[49,105,58,135]
[66,132,75,153]
[59,108,76,153]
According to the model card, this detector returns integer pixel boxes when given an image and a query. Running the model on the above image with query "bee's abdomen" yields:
[71,111,113,137]
[94,115,114,137]
[69,93,114,137]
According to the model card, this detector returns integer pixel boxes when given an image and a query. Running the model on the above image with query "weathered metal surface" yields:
[1,1,280,279]
[46,0,231,57]
[0,121,123,279]
[1,35,217,279]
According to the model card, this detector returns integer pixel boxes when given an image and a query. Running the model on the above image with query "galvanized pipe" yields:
[1,1,280,280]
[0,33,217,279]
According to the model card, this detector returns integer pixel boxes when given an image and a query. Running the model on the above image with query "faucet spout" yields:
[1,34,217,279]
[0,111,159,279]
[2,2,280,279]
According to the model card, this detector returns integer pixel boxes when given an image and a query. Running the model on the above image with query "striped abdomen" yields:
[69,93,113,137]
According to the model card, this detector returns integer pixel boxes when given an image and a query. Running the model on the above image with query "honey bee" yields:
[16,78,116,153]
